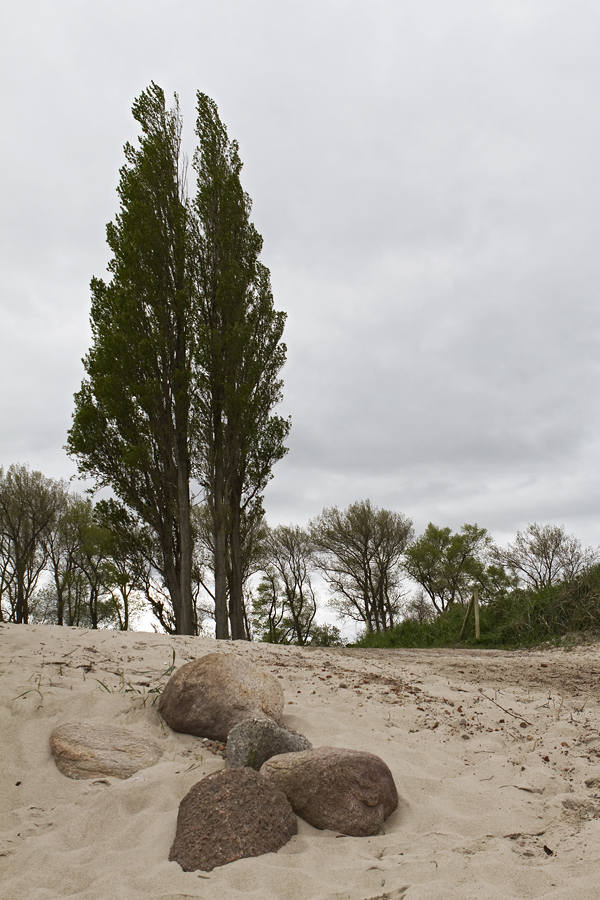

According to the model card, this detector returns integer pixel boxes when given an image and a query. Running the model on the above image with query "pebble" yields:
[199,737,227,759]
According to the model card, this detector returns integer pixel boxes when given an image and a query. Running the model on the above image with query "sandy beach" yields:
[1,622,599,900]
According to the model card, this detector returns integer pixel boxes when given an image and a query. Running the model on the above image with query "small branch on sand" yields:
[478,689,533,727]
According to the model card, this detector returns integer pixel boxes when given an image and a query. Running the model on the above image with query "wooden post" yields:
[473,586,480,640]
[459,592,475,642]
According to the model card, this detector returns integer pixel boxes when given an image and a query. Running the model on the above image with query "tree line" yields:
[2,464,596,645]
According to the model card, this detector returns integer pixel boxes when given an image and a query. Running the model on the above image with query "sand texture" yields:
[1,622,600,899]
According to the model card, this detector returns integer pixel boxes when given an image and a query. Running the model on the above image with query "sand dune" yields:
[1,622,599,899]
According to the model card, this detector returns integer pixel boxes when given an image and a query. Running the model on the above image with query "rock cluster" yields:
[50,651,400,872]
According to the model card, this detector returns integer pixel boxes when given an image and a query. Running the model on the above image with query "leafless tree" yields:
[261,524,318,645]
[0,465,65,623]
[310,500,414,633]
[491,523,598,590]
[401,588,436,624]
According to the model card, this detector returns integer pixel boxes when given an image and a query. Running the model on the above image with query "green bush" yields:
[352,565,600,650]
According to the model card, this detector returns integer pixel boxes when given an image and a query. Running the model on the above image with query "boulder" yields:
[227,716,312,769]
[260,746,398,836]
[158,653,283,742]
[50,722,162,780]
[169,768,297,871]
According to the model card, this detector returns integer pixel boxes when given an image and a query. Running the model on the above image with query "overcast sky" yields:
[2,0,600,551]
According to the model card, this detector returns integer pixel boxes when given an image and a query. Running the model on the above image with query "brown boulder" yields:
[169,768,297,871]
[158,653,283,741]
[50,722,163,780]
[260,746,399,836]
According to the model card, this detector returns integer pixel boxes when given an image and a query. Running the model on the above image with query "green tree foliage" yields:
[252,576,341,645]
[94,498,195,634]
[32,494,145,630]
[63,499,112,629]
[192,92,289,639]
[67,84,289,639]
[42,495,104,627]
[490,523,598,590]
[307,622,344,646]
[43,491,85,626]
[355,562,600,651]
[66,83,195,634]
[251,570,289,643]
[310,500,414,633]
[404,523,512,614]
[91,500,148,630]
[0,465,65,623]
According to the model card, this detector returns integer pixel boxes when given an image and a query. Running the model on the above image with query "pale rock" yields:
[50,722,162,780]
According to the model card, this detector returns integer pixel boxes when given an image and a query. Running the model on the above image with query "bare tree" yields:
[491,523,598,590]
[260,525,317,645]
[43,493,91,626]
[401,588,436,624]
[310,500,414,633]
[0,465,65,623]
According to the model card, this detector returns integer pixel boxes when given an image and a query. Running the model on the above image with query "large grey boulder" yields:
[50,722,163,780]
[260,746,399,836]
[169,768,297,872]
[227,716,312,769]
[158,653,284,742]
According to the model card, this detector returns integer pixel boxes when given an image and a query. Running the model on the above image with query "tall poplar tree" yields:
[192,93,289,639]
[66,83,196,634]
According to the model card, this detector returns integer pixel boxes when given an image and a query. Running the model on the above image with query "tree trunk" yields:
[16,567,27,624]
[176,459,195,635]
[56,585,64,626]
[89,586,99,629]
[120,592,129,631]
[228,499,246,640]
[210,399,230,639]
[212,498,230,638]
[162,527,183,633]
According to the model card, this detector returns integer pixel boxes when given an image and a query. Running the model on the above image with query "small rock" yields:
[260,746,399,836]
[158,653,283,742]
[50,723,162,780]
[169,768,297,871]
[227,717,312,769]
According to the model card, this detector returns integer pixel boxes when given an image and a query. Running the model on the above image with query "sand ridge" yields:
[1,622,600,899]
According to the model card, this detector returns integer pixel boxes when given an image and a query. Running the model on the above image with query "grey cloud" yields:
[2,0,600,551]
